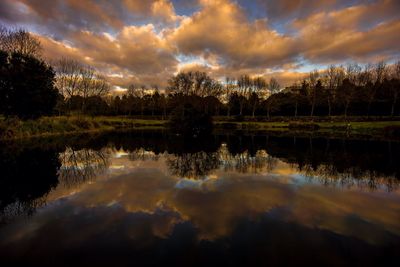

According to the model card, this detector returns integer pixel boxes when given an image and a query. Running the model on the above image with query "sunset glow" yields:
[1,0,399,90]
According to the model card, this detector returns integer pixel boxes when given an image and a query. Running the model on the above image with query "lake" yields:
[1,131,399,266]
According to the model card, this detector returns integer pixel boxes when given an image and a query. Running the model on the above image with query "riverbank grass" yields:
[0,116,166,140]
[1,116,400,140]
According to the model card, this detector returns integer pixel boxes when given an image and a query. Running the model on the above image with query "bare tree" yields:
[365,61,387,116]
[307,70,320,117]
[129,84,148,116]
[167,71,222,97]
[249,77,267,118]
[325,65,336,116]
[167,72,194,96]
[374,61,388,84]
[91,75,110,97]
[266,77,280,119]
[149,84,159,116]
[389,61,400,116]
[346,63,362,85]
[224,77,236,117]
[54,58,82,98]
[237,75,252,116]
[0,27,41,57]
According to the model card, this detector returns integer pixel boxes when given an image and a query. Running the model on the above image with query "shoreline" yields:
[1,116,400,141]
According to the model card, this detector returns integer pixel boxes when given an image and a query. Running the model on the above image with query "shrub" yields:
[0,117,22,139]
[0,52,59,119]
[169,104,213,136]
[219,122,238,129]
[383,125,400,137]
[288,122,320,130]
[73,117,93,130]
[234,114,244,122]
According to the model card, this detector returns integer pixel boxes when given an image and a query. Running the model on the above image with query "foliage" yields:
[288,122,320,130]
[168,104,213,136]
[0,51,59,119]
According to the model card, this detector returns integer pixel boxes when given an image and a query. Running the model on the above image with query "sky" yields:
[1,0,399,90]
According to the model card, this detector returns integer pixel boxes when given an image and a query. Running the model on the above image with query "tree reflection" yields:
[300,164,399,191]
[0,147,60,223]
[119,132,400,191]
[1,131,399,225]
[128,148,161,161]
[166,151,221,179]
[219,144,278,173]
[58,147,111,188]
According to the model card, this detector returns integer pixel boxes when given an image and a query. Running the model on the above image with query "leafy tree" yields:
[0,51,58,119]
[169,104,213,136]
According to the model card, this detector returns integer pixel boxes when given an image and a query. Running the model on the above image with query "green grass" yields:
[215,120,400,139]
[1,115,399,140]
[0,116,167,140]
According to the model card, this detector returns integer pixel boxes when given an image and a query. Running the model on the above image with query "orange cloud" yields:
[2,0,399,88]
[170,0,297,69]
[38,25,178,88]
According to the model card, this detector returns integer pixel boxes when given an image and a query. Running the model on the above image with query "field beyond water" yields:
[1,116,400,140]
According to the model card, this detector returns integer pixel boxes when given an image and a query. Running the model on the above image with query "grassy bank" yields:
[1,115,400,140]
[215,120,400,139]
[0,116,166,140]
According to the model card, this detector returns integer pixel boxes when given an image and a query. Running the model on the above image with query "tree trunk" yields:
[367,100,372,118]
[81,98,86,116]
[294,101,298,117]
[327,98,332,117]
[163,105,167,120]
[391,96,397,117]
[310,102,315,117]
[344,102,349,118]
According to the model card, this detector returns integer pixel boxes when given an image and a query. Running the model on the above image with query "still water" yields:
[1,131,399,266]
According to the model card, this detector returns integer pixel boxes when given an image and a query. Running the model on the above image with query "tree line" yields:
[1,27,399,119]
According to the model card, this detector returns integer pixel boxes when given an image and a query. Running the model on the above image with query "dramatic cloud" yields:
[38,24,178,87]
[170,0,297,69]
[1,0,399,89]
[292,0,400,63]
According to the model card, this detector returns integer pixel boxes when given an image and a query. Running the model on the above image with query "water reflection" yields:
[58,147,110,188]
[0,132,399,266]
[0,146,60,223]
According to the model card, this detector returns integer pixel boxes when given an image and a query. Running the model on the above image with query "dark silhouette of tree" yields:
[54,59,110,115]
[338,78,356,118]
[169,103,213,136]
[306,70,320,117]
[366,62,387,117]
[54,58,82,99]
[389,61,400,116]
[266,77,280,119]
[250,77,267,118]
[166,151,220,179]
[237,75,252,115]
[0,51,59,119]
[224,77,236,117]
[324,65,344,116]
[0,27,41,57]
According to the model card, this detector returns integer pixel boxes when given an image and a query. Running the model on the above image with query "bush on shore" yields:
[168,104,213,136]
[288,122,320,130]
[0,117,103,140]
[383,125,400,138]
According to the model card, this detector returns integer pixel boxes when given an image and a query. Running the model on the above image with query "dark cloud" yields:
[1,0,399,88]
